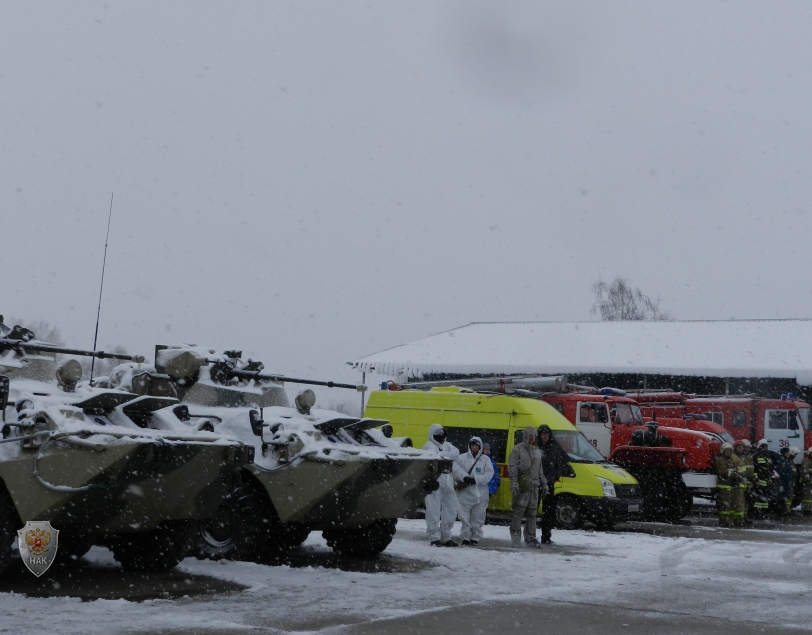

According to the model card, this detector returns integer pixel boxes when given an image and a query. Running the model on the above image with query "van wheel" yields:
[0,487,18,576]
[555,495,583,530]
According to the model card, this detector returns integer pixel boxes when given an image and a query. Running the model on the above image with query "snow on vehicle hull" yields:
[120,345,444,559]
[248,455,438,526]
[0,332,252,575]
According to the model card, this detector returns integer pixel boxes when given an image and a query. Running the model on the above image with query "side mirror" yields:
[0,375,8,422]
[249,409,265,437]
[381,424,393,438]
[789,418,799,430]
[173,404,191,422]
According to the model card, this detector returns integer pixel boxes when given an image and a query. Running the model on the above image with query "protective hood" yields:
[522,426,535,444]
[468,435,483,457]
[428,423,445,448]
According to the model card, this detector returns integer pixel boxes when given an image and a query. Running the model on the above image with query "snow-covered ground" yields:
[2,519,811,634]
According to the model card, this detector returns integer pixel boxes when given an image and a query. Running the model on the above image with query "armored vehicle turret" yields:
[107,345,446,560]
[0,322,253,575]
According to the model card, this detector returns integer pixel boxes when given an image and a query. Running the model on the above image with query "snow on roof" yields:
[349,320,812,385]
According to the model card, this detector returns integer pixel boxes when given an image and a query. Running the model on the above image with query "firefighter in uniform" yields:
[775,447,796,516]
[789,446,801,510]
[733,439,754,525]
[714,442,744,527]
[800,448,812,517]
[751,439,776,519]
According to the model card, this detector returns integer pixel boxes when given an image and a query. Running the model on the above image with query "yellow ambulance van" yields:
[365,387,642,528]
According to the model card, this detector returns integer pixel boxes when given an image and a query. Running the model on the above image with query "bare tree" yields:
[591,277,671,321]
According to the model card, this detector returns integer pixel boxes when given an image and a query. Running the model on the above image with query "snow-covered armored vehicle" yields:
[0,321,254,575]
[107,345,446,560]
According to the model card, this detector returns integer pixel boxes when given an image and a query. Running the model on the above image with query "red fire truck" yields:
[540,390,727,520]
[633,392,809,463]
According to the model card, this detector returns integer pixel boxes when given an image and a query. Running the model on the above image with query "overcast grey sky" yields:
[3,1,812,393]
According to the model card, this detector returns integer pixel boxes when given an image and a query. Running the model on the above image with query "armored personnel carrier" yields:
[106,345,446,560]
[0,320,253,575]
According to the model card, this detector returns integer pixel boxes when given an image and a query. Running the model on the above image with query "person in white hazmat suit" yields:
[452,436,494,546]
[422,424,461,546]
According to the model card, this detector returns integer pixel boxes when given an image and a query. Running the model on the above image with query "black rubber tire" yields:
[111,520,194,573]
[194,481,308,563]
[654,483,693,524]
[0,486,18,576]
[57,532,95,565]
[323,518,397,557]
[554,495,584,530]
[194,486,252,561]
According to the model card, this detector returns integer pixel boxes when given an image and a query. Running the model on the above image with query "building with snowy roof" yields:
[349,320,812,400]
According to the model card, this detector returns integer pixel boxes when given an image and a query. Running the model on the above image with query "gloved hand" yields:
[540,484,549,498]
[463,476,476,485]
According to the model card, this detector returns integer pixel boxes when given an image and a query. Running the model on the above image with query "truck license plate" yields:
[628,504,640,512]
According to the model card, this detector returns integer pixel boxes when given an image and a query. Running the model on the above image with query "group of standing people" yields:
[422,423,571,548]
[714,438,812,527]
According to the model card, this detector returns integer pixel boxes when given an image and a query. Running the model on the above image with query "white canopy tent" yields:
[349,320,812,386]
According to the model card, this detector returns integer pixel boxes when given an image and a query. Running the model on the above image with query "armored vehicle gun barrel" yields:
[0,338,145,363]
[228,369,364,392]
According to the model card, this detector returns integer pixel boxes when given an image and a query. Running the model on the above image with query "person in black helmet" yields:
[537,424,573,544]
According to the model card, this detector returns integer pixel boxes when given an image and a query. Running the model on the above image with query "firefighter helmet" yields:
[757,439,768,448]
[733,439,745,448]
[789,446,800,457]
[721,442,733,452]
[740,439,752,448]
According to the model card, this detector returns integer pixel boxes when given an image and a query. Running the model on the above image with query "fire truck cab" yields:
[541,389,644,458]
[635,392,809,462]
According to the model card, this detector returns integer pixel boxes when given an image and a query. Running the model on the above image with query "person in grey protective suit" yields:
[422,423,461,546]
[452,436,494,546]
[508,426,548,547]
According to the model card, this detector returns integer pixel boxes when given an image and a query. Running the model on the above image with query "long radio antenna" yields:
[90,193,114,386]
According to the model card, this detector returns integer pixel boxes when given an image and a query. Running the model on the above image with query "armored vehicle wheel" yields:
[554,495,584,530]
[195,487,247,561]
[195,481,308,562]
[195,485,272,561]
[58,532,95,565]
[0,486,18,575]
[111,520,194,572]
[322,518,397,557]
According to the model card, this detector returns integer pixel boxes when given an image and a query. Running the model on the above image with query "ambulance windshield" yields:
[552,430,606,463]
